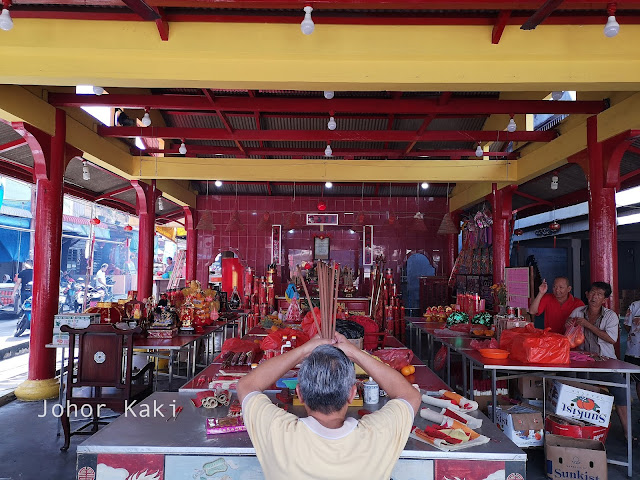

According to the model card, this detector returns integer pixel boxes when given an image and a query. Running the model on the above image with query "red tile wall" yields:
[196,195,449,291]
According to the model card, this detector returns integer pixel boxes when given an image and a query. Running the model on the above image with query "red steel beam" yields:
[101,126,556,142]
[154,7,169,40]
[96,184,135,200]
[513,189,553,206]
[0,137,27,153]
[520,0,566,30]
[133,145,520,158]
[122,0,161,21]
[50,93,606,115]
[492,10,511,43]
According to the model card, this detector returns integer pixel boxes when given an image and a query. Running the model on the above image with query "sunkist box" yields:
[545,434,607,480]
[488,404,544,447]
[545,414,610,443]
[547,380,614,428]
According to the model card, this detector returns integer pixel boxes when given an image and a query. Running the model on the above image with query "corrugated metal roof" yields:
[65,157,129,196]
[167,113,224,129]
[518,163,587,201]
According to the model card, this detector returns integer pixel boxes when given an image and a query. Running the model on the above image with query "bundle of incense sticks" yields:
[297,262,339,339]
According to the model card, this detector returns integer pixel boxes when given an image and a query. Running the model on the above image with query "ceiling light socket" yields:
[327,116,337,130]
[0,8,13,31]
[82,161,90,181]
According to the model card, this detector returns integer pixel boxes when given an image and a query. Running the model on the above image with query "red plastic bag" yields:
[221,338,261,356]
[565,322,585,349]
[470,338,499,350]
[434,345,447,371]
[499,325,534,350]
[372,348,414,370]
[508,327,570,364]
[301,307,321,338]
[260,327,309,351]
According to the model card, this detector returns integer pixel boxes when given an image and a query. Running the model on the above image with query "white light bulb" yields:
[325,181,333,189]
[158,197,164,210]
[552,175,559,183]
[215,180,223,187]
[179,142,187,155]
[82,162,90,181]
[604,15,620,37]
[475,145,484,157]
[324,91,335,100]
[327,116,337,130]
[92,86,105,96]
[551,91,564,101]
[141,112,151,127]
[300,6,314,35]
[0,9,13,31]
[324,144,333,157]
[507,118,517,133]
[421,182,429,190]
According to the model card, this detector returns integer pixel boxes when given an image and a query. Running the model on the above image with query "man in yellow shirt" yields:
[237,333,421,480]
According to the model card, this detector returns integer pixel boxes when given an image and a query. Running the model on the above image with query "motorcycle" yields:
[14,295,32,337]
[58,273,77,313]
[74,283,110,312]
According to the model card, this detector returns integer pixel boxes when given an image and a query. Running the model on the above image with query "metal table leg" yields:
[469,360,474,400]
[491,371,497,423]
[462,356,467,397]
[626,372,632,477]
[56,346,67,437]
[168,350,175,387]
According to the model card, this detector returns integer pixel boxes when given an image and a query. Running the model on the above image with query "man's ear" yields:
[347,384,357,404]
[567,286,572,293]
[295,385,304,404]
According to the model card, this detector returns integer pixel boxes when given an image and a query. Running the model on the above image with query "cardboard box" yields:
[545,434,607,480]
[545,414,610,443]
[515,375,544,399]
[547,380,613,427]
[488,404,544,447]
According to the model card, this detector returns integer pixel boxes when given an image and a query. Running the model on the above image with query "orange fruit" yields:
[401,365,415,376]
[270,325,279,332]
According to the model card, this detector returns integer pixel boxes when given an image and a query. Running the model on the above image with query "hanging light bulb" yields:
[551,91,564,101]
[327,116,337,131]
[82,161,90,181]
[475,144,484,157]
[324,144,333,157]
[324,91,335,100]
[179,142,187,155]
[325,181,333,189]
[0,8,13,31]
[604,3,620,37]
[214,180,223,187]
[300,6,314,35]
[92,86,105,96]
[141,111,152,127]
[158,197,164,210]
[421,182,429,190]
[551,172,559,190]
[507,117,517,133]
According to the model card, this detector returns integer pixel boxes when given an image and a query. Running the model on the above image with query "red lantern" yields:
[124,225,133,232]
[514,228,524,236]
[90,218,101,225]
[317,200,327,211]
[304,263,312,270]
[549,221,561,232]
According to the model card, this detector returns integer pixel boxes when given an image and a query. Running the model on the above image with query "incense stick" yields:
[297,267,321,336]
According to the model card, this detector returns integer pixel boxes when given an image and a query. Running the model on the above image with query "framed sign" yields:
[271,225,282,265]
[307,213,339,226]
[363,225,374,265]
[313,236,330,261]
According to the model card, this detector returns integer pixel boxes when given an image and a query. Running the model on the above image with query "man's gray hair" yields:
[298,344,355,414]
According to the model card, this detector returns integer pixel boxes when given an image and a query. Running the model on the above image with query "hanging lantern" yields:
[90,218,101,225]
[196,211,216,231]
[437,213,459,235]
[549,221,561,232]
[514,228,524,236]
[225,210,245,232]
[124,225,133,232]
[317,200,327,211]
[257,212,272,231]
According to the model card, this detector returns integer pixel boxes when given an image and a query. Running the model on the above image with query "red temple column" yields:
[183,206,197,282]
[491,184,514,285]
[445,211,460,277]
[586,116,619,313]
[132,180,157,301]
[14,109,66,400]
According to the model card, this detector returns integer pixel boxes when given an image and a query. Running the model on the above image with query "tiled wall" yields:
[196,195,450,290]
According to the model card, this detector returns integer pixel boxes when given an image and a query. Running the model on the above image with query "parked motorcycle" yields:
[58,273,77,313]
[14,295,32,337]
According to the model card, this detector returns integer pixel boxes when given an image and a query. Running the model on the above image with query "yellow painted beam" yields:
[156,180,196,208]
[132,157,517,183]
[2,20,640,91]
[449,182,513,212]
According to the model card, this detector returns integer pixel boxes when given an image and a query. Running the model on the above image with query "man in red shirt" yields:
[529,277,584,334]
